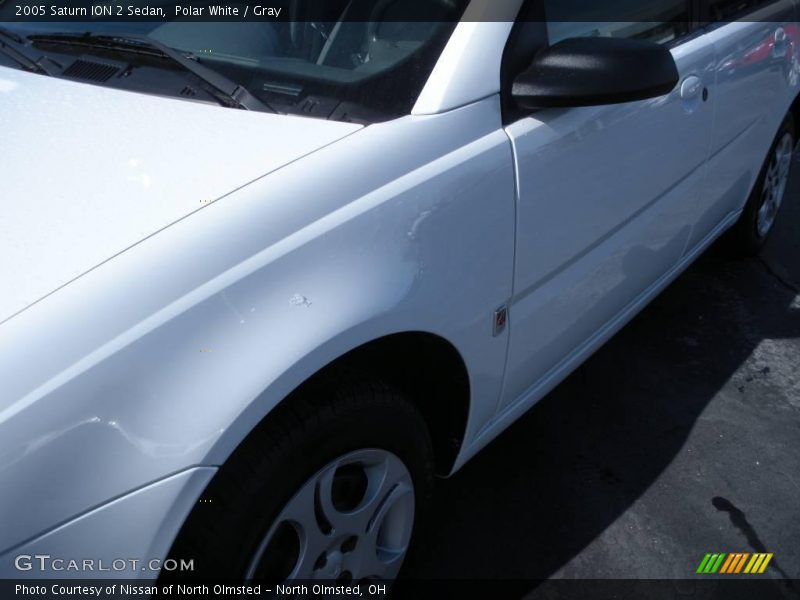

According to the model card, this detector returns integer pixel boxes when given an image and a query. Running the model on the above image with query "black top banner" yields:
[0,0,793,23]
[7,0,466,22]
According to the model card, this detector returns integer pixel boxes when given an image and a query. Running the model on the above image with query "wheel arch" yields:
[218,331,471,478]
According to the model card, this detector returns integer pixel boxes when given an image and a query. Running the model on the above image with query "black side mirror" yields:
[512,37,680,110]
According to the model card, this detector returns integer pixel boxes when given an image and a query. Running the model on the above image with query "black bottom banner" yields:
[2,579,799,600]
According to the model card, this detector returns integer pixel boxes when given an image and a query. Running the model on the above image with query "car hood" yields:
[0,67,361,323]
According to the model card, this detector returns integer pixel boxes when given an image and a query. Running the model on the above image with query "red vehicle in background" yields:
[719,23,800,76]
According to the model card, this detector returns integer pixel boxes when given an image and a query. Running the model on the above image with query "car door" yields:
[687,0,799,248]
[497,0,716,414]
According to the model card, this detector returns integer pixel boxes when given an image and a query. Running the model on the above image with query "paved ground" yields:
[404,163,800,595]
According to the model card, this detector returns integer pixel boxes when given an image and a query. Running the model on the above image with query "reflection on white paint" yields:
[0,78,18,93]
[0,66,361,323]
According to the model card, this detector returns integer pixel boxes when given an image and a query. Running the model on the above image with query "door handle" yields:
[774,27,789,58]
[680,75,704,101]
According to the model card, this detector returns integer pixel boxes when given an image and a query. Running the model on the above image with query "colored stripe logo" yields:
[696,553,773,574]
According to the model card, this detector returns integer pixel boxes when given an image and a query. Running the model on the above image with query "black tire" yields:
[162,374,434,581]
[727,113,795,256]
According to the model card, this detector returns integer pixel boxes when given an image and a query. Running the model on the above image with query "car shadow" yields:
[402,172,799,593]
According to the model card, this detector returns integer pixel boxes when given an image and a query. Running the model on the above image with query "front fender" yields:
[0,96,515,554]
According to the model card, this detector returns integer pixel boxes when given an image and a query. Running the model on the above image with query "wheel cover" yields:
[757,132,794,238]
[245,449,415,583]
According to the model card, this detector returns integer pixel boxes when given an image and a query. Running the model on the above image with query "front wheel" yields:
[247,448,417,582]
[164,377,434,583]
[728,114,795,255]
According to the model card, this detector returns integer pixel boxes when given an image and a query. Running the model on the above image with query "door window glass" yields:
[544,0,691,45]
[707,0,776,21]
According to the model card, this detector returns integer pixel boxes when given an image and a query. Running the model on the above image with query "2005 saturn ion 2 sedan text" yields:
[1,0,798,584]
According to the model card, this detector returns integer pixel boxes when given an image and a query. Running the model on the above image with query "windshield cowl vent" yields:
[62,59,120,82]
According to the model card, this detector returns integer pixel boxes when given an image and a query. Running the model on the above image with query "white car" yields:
[1,0,797,584]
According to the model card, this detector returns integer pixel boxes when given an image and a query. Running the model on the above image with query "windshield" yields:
[0,0,467,123]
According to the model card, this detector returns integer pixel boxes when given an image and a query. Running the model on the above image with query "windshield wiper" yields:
[28,32,275,113]
[0,26,58,75]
